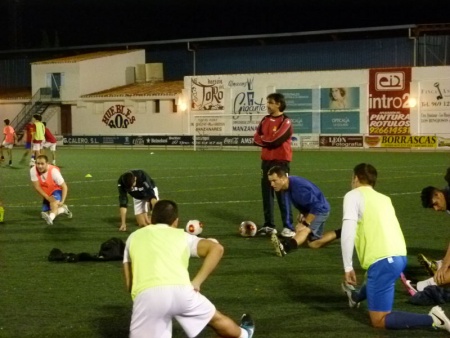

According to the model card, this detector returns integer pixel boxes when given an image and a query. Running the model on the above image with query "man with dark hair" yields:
[30,154,72,225]
[117,169,159,232]
[19,122,34,165]
[31,114,45,164]
[123,199,255,338]
[420,186,449,213]
[268,166,341,257]
[340,163,450,332]
[42,122,58,165]
[400,168,450,293]
[253,93,294,238]
[1,119,17,167]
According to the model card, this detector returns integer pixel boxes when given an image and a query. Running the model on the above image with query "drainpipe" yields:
[187,42,196,75]
[408,27,417,67]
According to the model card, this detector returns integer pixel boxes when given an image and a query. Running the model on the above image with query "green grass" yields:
[0,148,450,337]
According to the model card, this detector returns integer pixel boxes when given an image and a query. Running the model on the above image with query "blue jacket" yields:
[285,176,330,215]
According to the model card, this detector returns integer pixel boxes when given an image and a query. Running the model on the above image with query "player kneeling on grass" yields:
[123,199,255,338]
[30,154,72,225]
[267,166,341,257]
[117,169,159,232]
[340,163,450,332]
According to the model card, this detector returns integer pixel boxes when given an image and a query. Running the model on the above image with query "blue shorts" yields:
[308,212,329,241]
[366,256,406,312]
[42,190,62,212]
[24,142,31,150]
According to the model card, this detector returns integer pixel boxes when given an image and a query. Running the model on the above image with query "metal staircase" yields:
[11,87,53,141]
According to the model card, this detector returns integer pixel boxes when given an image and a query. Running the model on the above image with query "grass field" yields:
[1,148,450,338]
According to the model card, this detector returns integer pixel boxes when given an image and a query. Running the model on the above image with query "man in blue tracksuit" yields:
[267,165,341,257]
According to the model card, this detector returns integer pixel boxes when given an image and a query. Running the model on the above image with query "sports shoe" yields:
[341,282,360,308]
[62,204,73,218]
[280,227,296,238]
[399,272,417,296]
[41,212,53,225]
[240,313,255,338]
[429,306,450,332]
[418,253,438,276]
[271,233,286,257]
[257,226,277,236]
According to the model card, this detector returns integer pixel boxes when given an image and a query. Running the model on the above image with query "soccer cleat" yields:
[399,272,417,296]
[418,254,438,276]
[271,233,286,257]
[280,227,296,238]
[62,204,73,218]
[429,306,450,332]
[341,282,360,308]
[41,212,53,225]
[257,226,277,236]
[240,313,255,338]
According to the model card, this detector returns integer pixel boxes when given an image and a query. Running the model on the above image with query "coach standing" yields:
[253,93,294,238]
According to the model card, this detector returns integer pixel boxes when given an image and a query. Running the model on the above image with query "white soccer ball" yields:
[185,219,203,235]
[239,221,258,237]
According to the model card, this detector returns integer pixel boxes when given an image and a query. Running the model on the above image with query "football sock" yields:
[49,213,56,221]
[354,284,367,302]
[335,228,342,239]
[385,311,433,329]
[284,238,298,252]
[417,277,436,291]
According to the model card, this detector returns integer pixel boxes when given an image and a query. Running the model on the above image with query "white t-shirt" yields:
[341,188,366,272]
[30,166,65,186]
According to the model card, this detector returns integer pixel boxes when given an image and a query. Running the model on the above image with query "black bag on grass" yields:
[48,237,125,263]
[97,237,125,261]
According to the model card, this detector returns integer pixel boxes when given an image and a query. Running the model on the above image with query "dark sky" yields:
[0,0,448,50]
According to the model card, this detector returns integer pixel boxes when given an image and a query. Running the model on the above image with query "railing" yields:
[11,87,52,139]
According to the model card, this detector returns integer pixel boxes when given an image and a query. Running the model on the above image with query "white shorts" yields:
[133,198,149,216]
[130,285,215,338]
[43,142,56,151]
[133,187,159,216]
[32,143,42,151]
[1,141,13,149]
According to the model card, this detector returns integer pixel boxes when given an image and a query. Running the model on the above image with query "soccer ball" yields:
[239,221,257,237]
[185,220,203,235]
